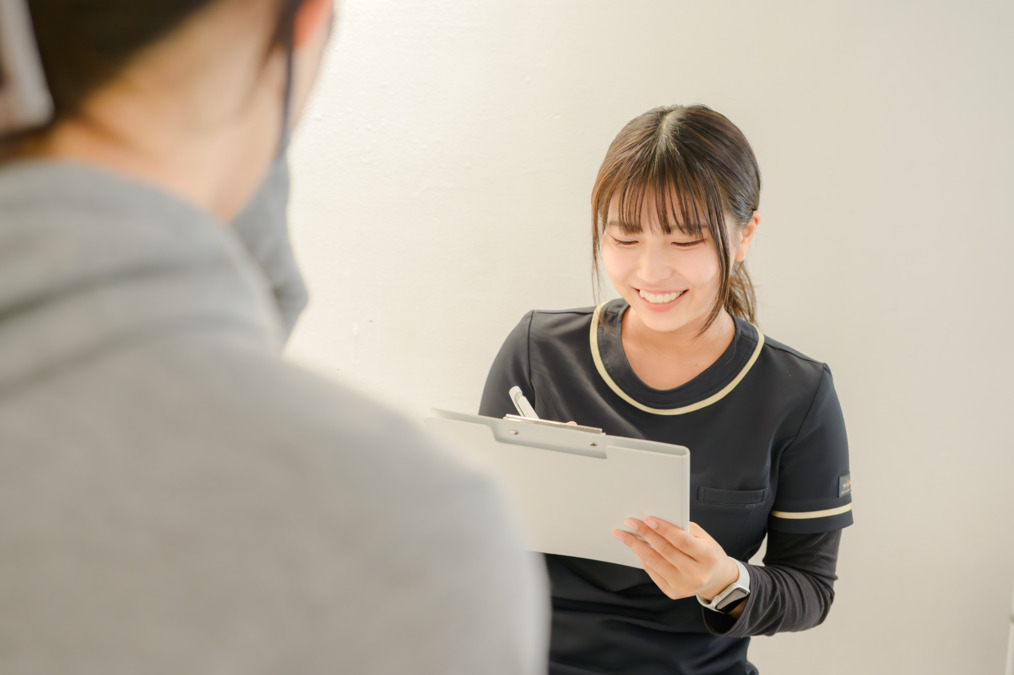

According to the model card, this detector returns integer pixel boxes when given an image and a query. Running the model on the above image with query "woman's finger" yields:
[643,518,713,562]
[687,521,719,547]
[613,529,691,600]
[625,518,694,565]
[612,529,676,576]
[642,566,682,600]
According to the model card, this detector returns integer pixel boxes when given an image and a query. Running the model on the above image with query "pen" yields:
[509,386,539,419]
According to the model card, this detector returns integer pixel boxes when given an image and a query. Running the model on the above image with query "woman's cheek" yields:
[683,249,722,285]
[601,246,633,280]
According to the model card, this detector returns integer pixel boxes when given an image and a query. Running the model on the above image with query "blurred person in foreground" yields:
[0,1,548,673]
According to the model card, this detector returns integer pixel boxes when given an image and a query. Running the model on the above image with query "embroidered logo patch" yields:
[839,474,852,498]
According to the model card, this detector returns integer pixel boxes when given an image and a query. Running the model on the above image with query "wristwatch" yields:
[698,559,750,614]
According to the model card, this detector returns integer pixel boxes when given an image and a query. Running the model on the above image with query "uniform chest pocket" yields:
[692,487,769,558]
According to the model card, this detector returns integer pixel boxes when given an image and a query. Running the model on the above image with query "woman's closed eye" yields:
[671,238,705,248]
[610,235,639,246]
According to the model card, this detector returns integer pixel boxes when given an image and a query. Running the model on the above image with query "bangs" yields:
[597,151,728,241]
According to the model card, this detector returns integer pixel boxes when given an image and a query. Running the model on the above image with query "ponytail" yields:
[726,261,756,324]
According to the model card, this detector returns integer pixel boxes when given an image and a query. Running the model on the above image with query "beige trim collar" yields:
[588,302,765,416]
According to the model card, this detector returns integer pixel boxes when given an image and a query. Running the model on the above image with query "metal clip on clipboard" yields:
[500,414,605,457]
[424,409,690,567]
[502,414,603,434]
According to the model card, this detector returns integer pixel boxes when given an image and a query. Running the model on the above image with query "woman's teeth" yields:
[639,289,685,304]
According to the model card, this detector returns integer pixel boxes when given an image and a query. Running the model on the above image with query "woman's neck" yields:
[620,307,737,391]
[24,106,276,223]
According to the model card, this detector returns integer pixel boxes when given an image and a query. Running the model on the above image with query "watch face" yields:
[716,587,749,611]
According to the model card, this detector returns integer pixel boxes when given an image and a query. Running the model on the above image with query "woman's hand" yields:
[612,518,739,603]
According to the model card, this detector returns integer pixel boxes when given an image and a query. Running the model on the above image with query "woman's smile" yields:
[636,288,689,309]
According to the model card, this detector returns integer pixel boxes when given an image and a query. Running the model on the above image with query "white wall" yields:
[286,1,1014,672]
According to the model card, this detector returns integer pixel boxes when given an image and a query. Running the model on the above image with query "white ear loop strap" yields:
[0,0,54,136]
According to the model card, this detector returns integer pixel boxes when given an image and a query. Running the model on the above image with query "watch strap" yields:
[698,559,750,613]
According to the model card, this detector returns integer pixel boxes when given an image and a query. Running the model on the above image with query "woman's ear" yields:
[733,211,760,262]
[294,0,334,48]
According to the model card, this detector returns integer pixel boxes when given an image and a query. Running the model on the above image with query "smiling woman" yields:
[596,106,762,390]
[281,3,1014,672]
[593,105,762,334]
[480,104,853,675]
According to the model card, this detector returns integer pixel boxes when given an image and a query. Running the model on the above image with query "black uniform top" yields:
[480,299,853,675]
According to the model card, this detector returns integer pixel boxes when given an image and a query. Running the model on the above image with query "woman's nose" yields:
[637,246,674,284]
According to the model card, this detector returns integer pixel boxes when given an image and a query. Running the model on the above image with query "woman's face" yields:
[600,196,757,340]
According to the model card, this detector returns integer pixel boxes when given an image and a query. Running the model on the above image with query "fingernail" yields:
[612,530,624,540]
[645,518,658,530]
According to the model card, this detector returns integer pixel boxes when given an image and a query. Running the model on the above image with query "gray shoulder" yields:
[0,337,549,674]
[175,347,552,673]
[137,336,520,524]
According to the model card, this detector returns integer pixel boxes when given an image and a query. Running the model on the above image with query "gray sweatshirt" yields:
[0,161,549,674]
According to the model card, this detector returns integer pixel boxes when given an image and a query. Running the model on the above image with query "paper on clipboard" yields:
[424,409,690,568]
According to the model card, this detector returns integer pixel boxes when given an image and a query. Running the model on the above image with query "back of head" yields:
[0,0,326,221]
[2,0,301,137]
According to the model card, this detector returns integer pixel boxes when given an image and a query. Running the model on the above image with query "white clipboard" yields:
[424,409,690,568]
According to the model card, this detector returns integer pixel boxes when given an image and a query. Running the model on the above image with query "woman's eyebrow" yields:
[667,220,709,235]
[605,220,643,233]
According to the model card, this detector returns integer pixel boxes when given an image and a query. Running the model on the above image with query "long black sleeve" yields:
[703,529,842,637]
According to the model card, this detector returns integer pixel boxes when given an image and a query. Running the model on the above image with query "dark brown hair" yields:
[6,0,302,140]
[591,104,761,329]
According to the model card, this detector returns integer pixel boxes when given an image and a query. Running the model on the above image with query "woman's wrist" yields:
[698,556,741,602]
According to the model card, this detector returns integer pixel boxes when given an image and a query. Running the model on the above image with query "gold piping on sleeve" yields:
[770,504,853,520]
[588,303,765,416]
